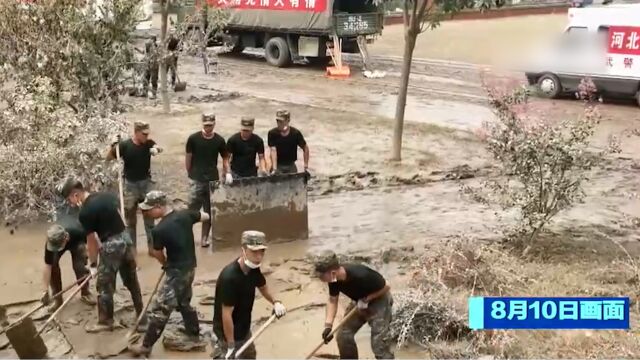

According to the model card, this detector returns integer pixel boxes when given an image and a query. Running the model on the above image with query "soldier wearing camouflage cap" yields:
[106,121,162,256]
[314,250,394,359]
[211,231,287,359]
[226,117,268,179]
[185,113,230,248]
[40,222,96,314]
[64,179,145,333]
[129,191,211,357]
[267,110,310,176]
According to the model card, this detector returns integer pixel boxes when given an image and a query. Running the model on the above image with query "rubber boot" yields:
[86,298,114,333]
[181,310,201,340]
[128,343,151,358]
[80,289,97,306]
[46,298,63,314]
[200,221,211,248]
[136,313,149,333]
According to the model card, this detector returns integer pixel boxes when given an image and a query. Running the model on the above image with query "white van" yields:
[524,4,640,106]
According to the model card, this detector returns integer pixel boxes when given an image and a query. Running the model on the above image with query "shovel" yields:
[173,72,187,92]
[235,314,277,358]
[0,274,90,336]
[304,307,359,359]
[35,274,93,338]
[126,270,165,342]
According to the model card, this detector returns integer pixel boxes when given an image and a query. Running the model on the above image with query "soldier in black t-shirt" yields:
[107,121,162,255]
[40,223,95,314]
[211,231,287,359]
[62,178,144,333]
[227,117,267,179]
[129,191,209,357]
[314,250,394,360]
[185,113,230,248]
[267,110,310,175]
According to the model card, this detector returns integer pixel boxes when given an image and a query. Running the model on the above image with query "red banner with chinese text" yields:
[201,0,327,12]
[608,26,640,56]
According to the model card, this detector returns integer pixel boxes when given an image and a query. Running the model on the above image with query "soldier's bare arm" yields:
[258,154,267,173]
[257,284,277,305]
[269,147,277,171]
[149,248,166,267]
[303,144,310,170]
[86,232,101,266]
[222,305,235,347]
[325,295,339,326]
[185,153,192,173]
[42,265,52,293]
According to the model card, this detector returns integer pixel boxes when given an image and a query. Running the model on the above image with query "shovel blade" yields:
[6,317,47,359]
[211,173,308,244]
[173,82,187,92]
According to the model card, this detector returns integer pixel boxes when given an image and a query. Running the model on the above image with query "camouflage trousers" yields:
[50,242,91,304]
[275,163,297,174]
[143,63,159,95]
[337,293,394,360]
[124,179,155,252]
[96,232,143,325]
[166,54,178,86]
[142,268,199,348]
[187,179,214,240]
[212,331,256,359]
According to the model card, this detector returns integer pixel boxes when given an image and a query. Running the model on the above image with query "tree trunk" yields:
[391,29,418,162]
[200,4,209,74]
[160,0,170,113]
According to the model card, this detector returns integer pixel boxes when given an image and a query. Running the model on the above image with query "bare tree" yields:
[390,0,501,161]
[160,0,171,113]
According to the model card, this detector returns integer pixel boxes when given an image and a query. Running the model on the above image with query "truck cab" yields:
[176,0,384,67]
[524,3,640,106]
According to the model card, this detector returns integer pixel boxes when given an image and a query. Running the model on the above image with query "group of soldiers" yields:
[40,110,395,359]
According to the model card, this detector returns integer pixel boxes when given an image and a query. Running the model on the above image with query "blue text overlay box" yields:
[468,297,629,330]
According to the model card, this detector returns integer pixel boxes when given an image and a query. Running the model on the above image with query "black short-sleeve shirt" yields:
[227,132,265,177]
[115,138,157,182]
[78,192,125,242]
[328,264,386,301]
[151,209,200,270]
[186,132,227,182]
[267,127,306,166]
[213,259,266,341]
[44,216,87,266]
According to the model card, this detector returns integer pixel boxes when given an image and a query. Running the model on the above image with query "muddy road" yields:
[2,45,640,359]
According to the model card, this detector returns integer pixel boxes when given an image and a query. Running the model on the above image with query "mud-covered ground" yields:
[2,15,640,359]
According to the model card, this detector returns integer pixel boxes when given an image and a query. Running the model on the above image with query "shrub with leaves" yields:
[0,0,142,110]
[0,0,138,226]
[464,79,614,251]
[0,77,127,226]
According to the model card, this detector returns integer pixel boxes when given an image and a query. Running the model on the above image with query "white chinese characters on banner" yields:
[607,26,640,77]
[209,0,325,11]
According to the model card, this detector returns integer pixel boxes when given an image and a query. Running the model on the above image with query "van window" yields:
[566,26,588,34]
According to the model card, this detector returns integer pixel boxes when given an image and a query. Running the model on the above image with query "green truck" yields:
[175,0,384,67]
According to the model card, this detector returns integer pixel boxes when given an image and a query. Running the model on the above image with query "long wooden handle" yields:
[305,307,359,359]
[0,275,89,336]
[236,314,277,358]
[127,270,165,339]
[35,274,93,337]
[115,140,126,223]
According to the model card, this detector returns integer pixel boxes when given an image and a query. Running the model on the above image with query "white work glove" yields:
[224,347,236,360]
[89,265,98,277]
[357,299,368,310]
[150,146,162,156]
[273,301,286,318]
[225,173,233,185]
